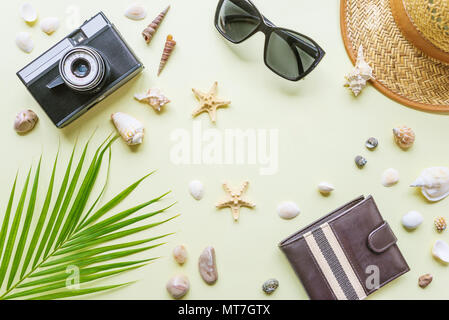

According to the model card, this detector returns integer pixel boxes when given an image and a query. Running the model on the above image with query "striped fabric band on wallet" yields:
[304,223,366,300]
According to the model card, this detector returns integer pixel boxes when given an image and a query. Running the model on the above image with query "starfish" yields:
[216,181,255,221]
[192,81,231,123]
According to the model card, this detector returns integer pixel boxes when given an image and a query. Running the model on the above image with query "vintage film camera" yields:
[17,12,143,128]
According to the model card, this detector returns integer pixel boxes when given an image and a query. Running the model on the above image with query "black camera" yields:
[17,12,144,128]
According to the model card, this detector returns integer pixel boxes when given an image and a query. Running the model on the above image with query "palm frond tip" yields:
[0,136,177,300]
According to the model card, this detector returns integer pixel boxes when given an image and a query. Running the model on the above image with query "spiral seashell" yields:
[14,109,38,133]
[410,167,449,202]
[111,112,144,145]
[158,34,176,76]
[142,6,170,44]
[344,45,373,96]
[393,125,415,149]
[134,88,170,112]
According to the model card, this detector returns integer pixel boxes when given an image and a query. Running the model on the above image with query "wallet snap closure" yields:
[367,222,397,254]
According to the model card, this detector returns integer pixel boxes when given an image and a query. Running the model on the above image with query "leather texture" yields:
[279,195,410,300]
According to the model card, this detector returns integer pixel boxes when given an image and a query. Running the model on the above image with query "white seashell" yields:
[432,240,449,263]
[411,167,449,202]
[318,182,334,195]
[277,201,300,220]
[15,32,34,53]
[134,88,170,112]
[344,45,373,96]
[40,17,60,35]
[124,3,147,20]
[188,180,204,200]
[401,211,423,230]
[381,168,399,187]
[20,3,37,23]
[111,112,144,145]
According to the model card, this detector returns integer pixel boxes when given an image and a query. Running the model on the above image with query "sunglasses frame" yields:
[214,0,325,81]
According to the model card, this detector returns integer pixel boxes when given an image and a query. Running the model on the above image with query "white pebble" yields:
[188,180,204,200]
[401,211,423,230]
[277,201,300,220]
[381,168,399,187]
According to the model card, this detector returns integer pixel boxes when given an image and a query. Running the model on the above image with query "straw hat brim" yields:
[340,0,449,112]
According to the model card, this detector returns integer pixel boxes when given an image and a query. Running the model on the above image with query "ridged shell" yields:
[410,167,449,202]
[432,240,449,263]
[381,168,399,187]
[124,3,147,20]
[158,35,176,76]
[393,125,415,149]
[134,88,170,112]
[20,3,37,23]
[40,17,60,35]
[111,112,144,145]
[142,6,170,44]
[344,45,373,96]
[16,32,34,53]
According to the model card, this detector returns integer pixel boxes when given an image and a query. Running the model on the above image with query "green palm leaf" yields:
[0,135,177,300]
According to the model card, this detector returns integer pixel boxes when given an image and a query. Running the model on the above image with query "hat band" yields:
[390,0,449,64]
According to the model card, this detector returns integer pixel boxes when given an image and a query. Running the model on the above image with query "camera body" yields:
[17,12,144,128]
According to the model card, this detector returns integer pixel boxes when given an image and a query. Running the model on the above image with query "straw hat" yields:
[341,0,449,112]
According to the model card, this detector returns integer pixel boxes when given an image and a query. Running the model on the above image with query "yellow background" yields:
[2,0,449,300]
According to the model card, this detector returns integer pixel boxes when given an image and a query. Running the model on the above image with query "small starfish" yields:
[216,181,255,221]
[192,81,230,123]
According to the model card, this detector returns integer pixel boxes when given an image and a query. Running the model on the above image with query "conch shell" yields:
[20,3,37,23]
[344,45,373,96]
[111,112,144,145]
[393,125,415,149]
[411,167,449,202]
[134,88,170,112]
[40,17,60,35]
[158,34,176,76]
[124,3,147,20]
[142,6,170,44]
[432,240,449,263]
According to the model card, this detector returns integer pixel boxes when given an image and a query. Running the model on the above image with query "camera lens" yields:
[71,58,91,78]
[59,47,106,92]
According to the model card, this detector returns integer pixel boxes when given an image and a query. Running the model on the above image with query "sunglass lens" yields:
[217,0,261,43]
[265,30,322,80]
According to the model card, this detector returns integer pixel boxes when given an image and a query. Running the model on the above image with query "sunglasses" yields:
[214,0,325,81]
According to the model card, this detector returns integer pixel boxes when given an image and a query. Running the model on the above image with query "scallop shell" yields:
[277,201,300,220]
[432,240,449,263]
[14,109,38,133]
[393,125,415,149]
[381,168,399,187]
[20,3,37,23]
[40,17,60,35]
[134,88,170,112]
[410,167,449,202]
[188,180,204,200]
[124,3,147,20]
[111,112,144,145]
[16,32,34,53]
[318,182,334,195]
[344,45,373,96]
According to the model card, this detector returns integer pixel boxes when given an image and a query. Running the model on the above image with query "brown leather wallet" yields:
[279,195,409,300]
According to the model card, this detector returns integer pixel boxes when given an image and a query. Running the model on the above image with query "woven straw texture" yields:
[341,0,449,112]
[404,0,449,53]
